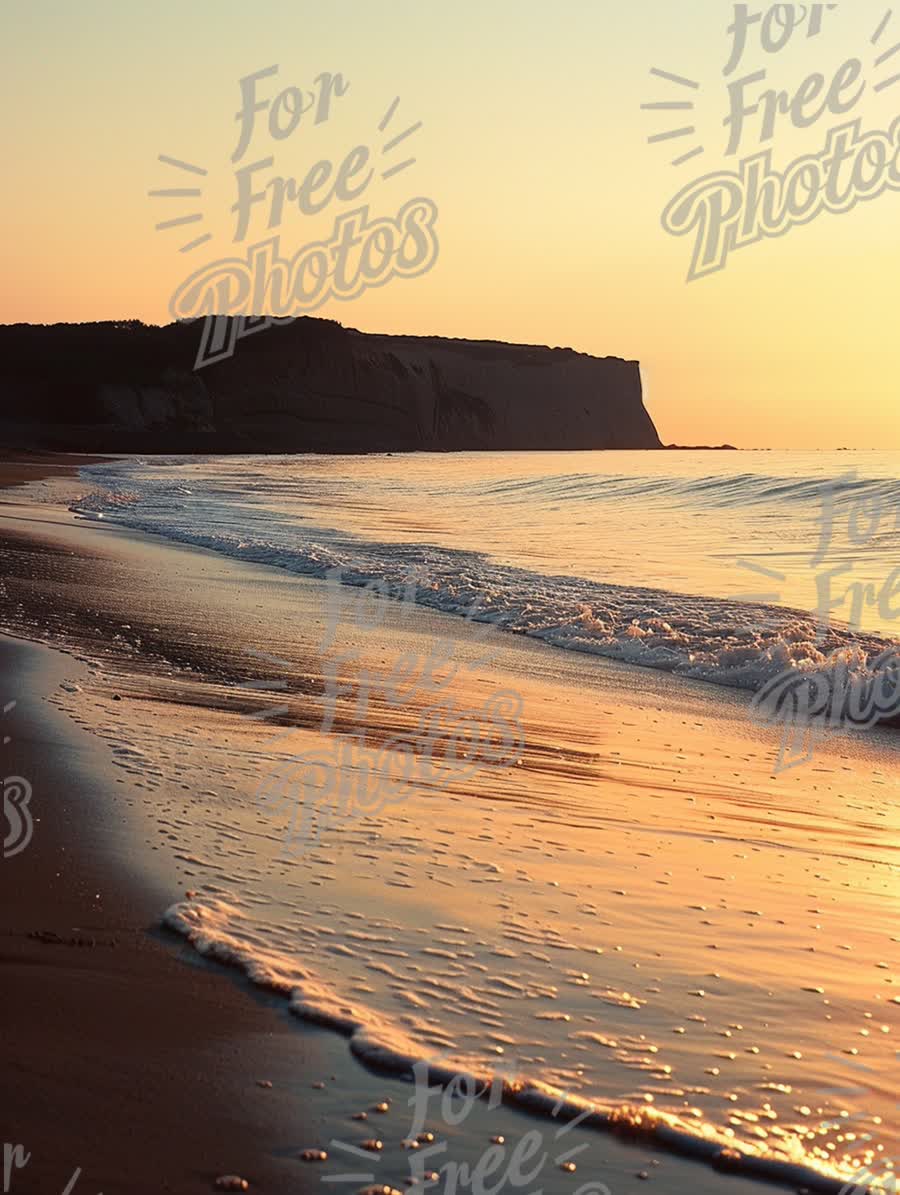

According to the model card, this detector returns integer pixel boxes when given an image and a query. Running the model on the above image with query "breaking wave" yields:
[70,463,900,726]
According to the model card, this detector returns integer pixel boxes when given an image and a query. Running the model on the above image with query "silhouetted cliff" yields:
[0,319,661,453]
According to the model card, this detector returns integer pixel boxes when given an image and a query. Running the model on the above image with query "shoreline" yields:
[0,633,332,1193]
[1,454,896,1194]
[0,455,324,1192]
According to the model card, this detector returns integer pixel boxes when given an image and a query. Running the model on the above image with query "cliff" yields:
[0,319,661,453]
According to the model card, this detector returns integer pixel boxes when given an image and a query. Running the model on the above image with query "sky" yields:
[2,0,899,449]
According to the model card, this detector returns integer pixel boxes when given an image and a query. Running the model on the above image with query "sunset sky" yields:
[3,0,899,449]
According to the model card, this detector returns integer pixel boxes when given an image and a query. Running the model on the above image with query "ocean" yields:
[74,449,900,684]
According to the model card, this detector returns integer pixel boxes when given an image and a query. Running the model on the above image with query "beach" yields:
[1,453,897,1194]
[6,0,900,1187]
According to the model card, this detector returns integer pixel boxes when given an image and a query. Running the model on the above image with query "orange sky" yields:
[3,0,899,449]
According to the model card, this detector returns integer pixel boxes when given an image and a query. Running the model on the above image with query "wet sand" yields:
[1,458,897,1194]
[0,449,107,490]
[0,635,335,1193]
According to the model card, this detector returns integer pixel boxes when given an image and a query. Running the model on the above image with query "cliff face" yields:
[0,319,661,453]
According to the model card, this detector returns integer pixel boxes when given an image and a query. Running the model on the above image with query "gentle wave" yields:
[70,471,900,718]
[466,468,900,512]
[164,895,854,1194]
